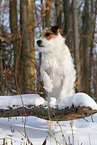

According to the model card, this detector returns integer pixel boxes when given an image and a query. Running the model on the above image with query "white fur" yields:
[37,29,76,129]
[37,33,76,102]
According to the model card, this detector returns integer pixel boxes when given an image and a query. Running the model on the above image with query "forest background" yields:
[0,0,97,100]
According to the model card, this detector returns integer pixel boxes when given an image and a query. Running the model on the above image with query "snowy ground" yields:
[0,114,97,145]
[0,93,97,145]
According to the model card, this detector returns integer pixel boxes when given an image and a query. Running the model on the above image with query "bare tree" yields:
[10,0,20,92]
[0,39,4,95]
[55,0,62,26]
[80,0,96,94]
[81,0,90,94]
[72,0,81,91]
[45,0,51,27]
[20,0,35,94]
[28,0,35,92]
[89,0,95,95]
[63,0,72,49]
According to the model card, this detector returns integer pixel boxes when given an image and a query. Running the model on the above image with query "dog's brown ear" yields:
[51,26,62,35]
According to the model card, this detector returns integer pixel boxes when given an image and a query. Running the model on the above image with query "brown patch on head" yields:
[51,26,62,35]
[41,26,62,40]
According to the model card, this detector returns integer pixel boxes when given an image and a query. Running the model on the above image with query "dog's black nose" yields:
[37,40,42,46]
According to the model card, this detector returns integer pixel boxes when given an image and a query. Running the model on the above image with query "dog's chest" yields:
[43,54,59,69]
[42,54,64,79]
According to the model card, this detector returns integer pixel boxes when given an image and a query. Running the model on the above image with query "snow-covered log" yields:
[0,105,97,120]
[0,93,97,120]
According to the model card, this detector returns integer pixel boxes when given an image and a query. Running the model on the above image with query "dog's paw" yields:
[44,82,53,92]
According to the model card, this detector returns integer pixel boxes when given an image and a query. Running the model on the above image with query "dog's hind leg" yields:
[70,120,76,128]
[47,120,55,130]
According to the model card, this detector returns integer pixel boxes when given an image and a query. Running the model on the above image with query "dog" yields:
[37,26,76,129]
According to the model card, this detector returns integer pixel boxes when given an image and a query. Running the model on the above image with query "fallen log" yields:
[0,105,97,121]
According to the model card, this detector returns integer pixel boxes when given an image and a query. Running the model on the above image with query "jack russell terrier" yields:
[37,26,76,129]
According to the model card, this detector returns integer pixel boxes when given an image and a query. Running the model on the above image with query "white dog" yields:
[37,26,76,128]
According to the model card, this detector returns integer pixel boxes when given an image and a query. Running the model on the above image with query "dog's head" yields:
[37,26,64,52]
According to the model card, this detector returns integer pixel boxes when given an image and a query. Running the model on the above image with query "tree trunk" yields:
[20,0,31,94]
[0,40,4,95]
[55,0,62,26]
[63,0,72,49]
[89,0,95,95]
[45,0,51,27]
[36,0,47,97]
[28,0,35,92]
[10,0,18,66]
[72,0,81,91]
[10,0,20,92]
[0,41,3,74]
[81,0,92,94]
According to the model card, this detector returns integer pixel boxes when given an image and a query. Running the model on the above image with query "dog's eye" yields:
[45,33,52,37]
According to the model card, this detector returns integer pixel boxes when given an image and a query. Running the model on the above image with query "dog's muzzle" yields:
[37,40,44,47]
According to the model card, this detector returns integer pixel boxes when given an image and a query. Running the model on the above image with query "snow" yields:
[0,115,97,145]
[0,93,97,144]
[58,93,97,110]
[0,92,97,110]
[48,93,97,110]
[0,94,45,109]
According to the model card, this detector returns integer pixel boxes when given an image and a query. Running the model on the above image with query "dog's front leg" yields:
[41,70,53,93]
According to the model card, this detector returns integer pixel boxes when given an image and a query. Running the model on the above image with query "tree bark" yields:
[80,0,90,94]
[20,0,29,93]
[28,0,35,92]
[0,40,3,74]
[55,0,62,26]
[37,0,46,97]
[63,0,72,49]
[20,0,35,94]
[0,105,97,121]
[0,40,4,95]
[10,0,20,92]
[45,0,51,27]
[72,0,81,91]
[89,0,95,95]
[10,0,18,66]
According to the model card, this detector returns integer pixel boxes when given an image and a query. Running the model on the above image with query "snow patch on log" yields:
[58,93,97,110]
[0,93,97,111]
[0,94,45,109]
